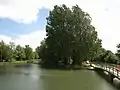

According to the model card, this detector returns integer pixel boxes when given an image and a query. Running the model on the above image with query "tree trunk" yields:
[63,57,68,65]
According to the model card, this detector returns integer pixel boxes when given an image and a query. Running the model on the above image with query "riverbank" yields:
[0,60,39,66]
[40,63,94,70]
[0,60,94,70]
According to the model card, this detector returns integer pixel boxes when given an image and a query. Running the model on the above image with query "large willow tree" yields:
[43,4,102,66]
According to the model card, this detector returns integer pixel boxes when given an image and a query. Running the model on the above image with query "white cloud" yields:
[0,30,46,50]
[15,30,46,49]
[0,0,120,52]
[0,35,12,44]
[0,0,110,24]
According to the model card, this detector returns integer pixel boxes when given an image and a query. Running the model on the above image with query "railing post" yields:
[106,65,107,70]
[117,69,118,77]
[113,67,114,75]
[118,70,120,78]
[114,68,116,76]
[106,65,107,71]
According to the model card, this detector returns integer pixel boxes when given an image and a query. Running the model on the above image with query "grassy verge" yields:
[11,61,27,64]
[26,60,38,64]
[0,62,10,66]
[0,59,39,66]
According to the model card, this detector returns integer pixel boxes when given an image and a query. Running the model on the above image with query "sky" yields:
[0,0,120,52]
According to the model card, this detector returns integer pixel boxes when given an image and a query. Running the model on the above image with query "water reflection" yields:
[0,64,118,90]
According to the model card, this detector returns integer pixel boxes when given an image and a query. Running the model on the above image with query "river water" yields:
[0,64,118,90]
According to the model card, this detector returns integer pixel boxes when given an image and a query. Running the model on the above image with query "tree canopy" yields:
[39,4,102,67]
[0,41,39,62]
[24,45,33,60]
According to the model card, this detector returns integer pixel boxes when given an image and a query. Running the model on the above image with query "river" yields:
[0,64,118,90]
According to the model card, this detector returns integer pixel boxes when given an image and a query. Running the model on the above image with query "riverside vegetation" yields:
[0,5,120,68]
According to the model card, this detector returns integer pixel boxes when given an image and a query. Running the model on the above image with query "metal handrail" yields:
[93,63,120,78]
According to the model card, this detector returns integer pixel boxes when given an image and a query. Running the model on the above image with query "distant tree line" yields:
[0,41,39,62]
[94,48,119,64]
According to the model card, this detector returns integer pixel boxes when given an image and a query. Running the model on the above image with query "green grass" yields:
[0,62,10,66]
[0,59,39,66]
[11,61,27,64]
[0,61,27,66]
[26,59,39,64]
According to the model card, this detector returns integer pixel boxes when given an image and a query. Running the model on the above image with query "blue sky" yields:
[0,0,120,52]
[0,8,49,37]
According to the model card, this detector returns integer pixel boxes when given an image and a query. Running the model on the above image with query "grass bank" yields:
[0,59,39,66]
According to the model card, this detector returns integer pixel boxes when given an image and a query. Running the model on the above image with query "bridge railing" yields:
[92,62,120,78]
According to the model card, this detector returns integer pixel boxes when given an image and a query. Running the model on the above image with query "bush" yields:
[27,60,35,63]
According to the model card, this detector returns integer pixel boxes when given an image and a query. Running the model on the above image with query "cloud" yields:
[0,0,120,52]
[0,35,12,44]
[15,30,46,49]
[0,30,46,50]
[0,0,111,24]
[0,2,39,24]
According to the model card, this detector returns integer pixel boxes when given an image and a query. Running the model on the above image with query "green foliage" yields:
[9,41,15,60]
[104,50,118,63]
[35,46,40,58]
[0,41,35,62]
[11,61,27,64]
[40,4,102,67]
[0,40,12,61]
[14,45,25,60]
[27,59,37,64]
[96,49,119,64]
[35,40,47,60]
[27,60,34,63]
[24,45,33,60]
[33,51,39,59]
[116,44,120,59]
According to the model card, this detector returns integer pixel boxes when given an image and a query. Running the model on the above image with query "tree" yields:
[96,49,118,64]
[36,46,41,59]
[14,45,25,60]
[24,45,33,60]
[116,44,120,59]
[9,41,15,61]
[0,40,12,61]
[94,48,106,62]
[33,51,39,59]
[104,50,118,64]
[43,4,102,67]
[86,39,102,61]
[36,40,47,60]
